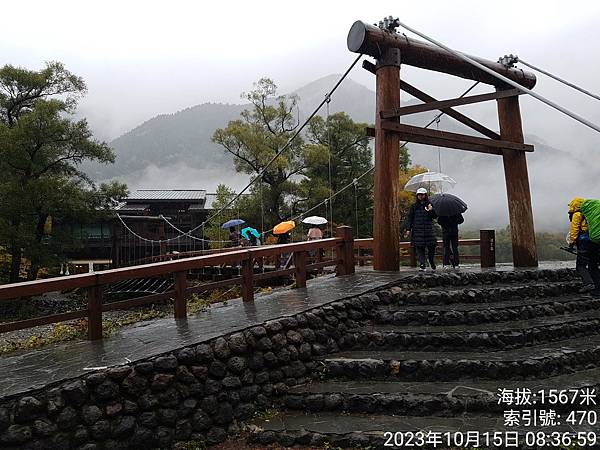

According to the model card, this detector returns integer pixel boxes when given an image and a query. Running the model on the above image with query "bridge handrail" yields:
[353,230,496,268]
[0,227,494,341]
[0,227,355,340]
[0,238,340,301]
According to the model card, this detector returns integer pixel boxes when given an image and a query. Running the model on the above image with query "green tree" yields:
[0,62,123,281]
[300,112,373,236]
[212,78,308,225]
[202,184,239,249]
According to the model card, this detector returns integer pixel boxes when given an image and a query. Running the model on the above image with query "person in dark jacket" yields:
[405,188,438,271]
[438,214,464,269]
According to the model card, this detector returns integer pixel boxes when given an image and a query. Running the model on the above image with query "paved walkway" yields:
[0,271,403,399]
[0,262,572,400]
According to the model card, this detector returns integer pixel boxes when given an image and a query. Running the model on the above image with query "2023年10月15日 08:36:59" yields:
[381,431,599,448]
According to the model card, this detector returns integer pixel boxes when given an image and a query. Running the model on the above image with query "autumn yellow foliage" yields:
[398,165,429,227]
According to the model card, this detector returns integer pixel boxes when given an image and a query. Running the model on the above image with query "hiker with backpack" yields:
[580,198,600,297]
[568,198,595,292]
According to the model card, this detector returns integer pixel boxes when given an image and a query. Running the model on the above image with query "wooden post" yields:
[480,229,496,268]
[497,93,538,267]
[174,271,187,319]
[336,226,355,276]
[241,257,254,302]
[373,48,401,271]
[294,251,307,288]
[87,284,103,340]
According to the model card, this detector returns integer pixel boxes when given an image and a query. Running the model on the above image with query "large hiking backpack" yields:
[581,199,600,244]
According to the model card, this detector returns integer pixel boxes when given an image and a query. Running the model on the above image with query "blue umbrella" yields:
[241,227,260,239]
[221,219,245,229]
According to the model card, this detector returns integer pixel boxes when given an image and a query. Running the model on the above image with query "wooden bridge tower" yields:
[347,20,539,270]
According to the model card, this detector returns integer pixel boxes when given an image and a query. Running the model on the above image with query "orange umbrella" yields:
[273,220,295,235]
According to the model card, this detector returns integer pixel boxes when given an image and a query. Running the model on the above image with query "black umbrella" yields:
[430,193,468,216]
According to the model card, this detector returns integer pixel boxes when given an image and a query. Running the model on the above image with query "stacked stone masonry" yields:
[0,268,591,449]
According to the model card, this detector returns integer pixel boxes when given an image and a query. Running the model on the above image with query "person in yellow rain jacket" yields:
[568,197,594,291]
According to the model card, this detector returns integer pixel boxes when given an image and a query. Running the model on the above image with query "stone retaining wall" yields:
[0,268,578,449]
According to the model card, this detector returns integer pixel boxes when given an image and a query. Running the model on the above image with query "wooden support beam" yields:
[381,89,522,119]
[380,122,534,154]
[497,93,538,267]
[173,271,187,319]
[335,226,355,275]
[348,21,537,89]
[294,251,307,288]
[363,61,501,140]
[241,257,254,302]
[373,48,401,271]
[87,284,103,340]
[480,229,496,268]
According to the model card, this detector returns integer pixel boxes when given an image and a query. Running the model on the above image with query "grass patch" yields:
[253,407,279,421]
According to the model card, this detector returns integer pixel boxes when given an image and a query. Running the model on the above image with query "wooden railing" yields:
[0,227,495,342]
[354,229,496,268]
[0,226,355,340]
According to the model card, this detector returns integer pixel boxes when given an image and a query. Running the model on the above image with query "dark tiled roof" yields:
[126,190,207,201]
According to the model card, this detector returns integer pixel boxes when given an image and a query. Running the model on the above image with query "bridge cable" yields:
[515,57,600,101]
[187,53,364,236]
[393,19,600,134]
[326,95,334,237]
[259,80,483,238]
[117,54,365,246]
[120,77,479,250]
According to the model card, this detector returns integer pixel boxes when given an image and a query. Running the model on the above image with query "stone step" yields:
[386,268,577,292]
[380,281,582,307]
[249,411,594,448]
[341,309,600,351]
[279,368,600,416]
[373,294,600,326]
[318,334,600,381]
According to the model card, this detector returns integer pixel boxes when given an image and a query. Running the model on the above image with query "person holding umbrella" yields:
[405,188,438,271]
[437,214,464,269]
[429,193,468,270]
[222,219,245,248]
[241,226,261,246]
[302,216,327,240]
[228,227,240,247]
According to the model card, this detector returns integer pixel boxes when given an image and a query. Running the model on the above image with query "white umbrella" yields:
[404,171,456,193]
[302,216,328,225]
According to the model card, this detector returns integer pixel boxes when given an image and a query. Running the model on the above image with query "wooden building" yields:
[65,190,217,270]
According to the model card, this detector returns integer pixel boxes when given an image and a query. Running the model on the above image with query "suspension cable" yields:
[394,19,600,134]
[116,54,365,246]
[326,96,334,237]
[399,81,480,152]
[259,78,484,237]
[516,57,600,101]
[121,77,477,247]
[188,53,364,235]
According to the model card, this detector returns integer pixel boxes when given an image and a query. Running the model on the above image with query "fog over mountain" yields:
[84,73,598,232]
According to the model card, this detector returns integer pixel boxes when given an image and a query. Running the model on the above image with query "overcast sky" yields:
[3,0,599,150]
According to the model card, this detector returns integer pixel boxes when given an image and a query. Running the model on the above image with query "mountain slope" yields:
[84,75,598,230]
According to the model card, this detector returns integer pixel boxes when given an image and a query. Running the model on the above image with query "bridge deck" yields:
[0,262,571,400]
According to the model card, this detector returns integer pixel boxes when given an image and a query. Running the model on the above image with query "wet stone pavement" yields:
[0,270,403,400]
